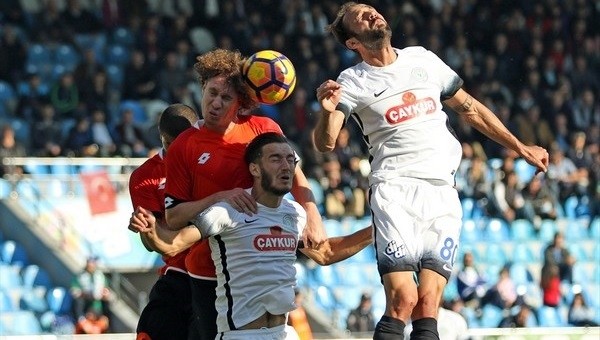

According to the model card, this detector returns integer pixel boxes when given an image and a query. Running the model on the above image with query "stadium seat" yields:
[563,196,578,219]
[461,306,481,328]
[0,81,17,116]
[332,286,364,310]
[484,218,510,242]
[323,219,342,237]
[112,27,135,47]
[460,219,481,244]
[21,264,52,290]
[0,264,22,289]
[0,241,29,268]
[509,263,534,285]
[512,243,535,263]
[350,245,375,263]
[514,158,537,185]
[480,305,504,328]
[510,219,535,241]
[26,44,52,65]
[106,44,130,65]
[19,287,48,313]
[54,44,80,70]
[568,244,589,262]
[461,197,474,220]
[0,289,15,312]
[538,219,558,243]
[335,263,367,287]
[46,286,72,315]
[8,118,30,145]
[537,306,565,327]
[0,310,43,335]
[483,243,507,265]
[590,217,600,239]
[314,286,337,310]
[119,100,147,125]
[564,220,587,241]
[294,262,308,288]
[307,178,324,214]
[313,265,338,287]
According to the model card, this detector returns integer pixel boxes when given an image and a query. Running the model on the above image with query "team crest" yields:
[410,67,427,82]
[282,214,295,229]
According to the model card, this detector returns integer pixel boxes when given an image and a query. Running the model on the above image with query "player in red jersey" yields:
[161,49,327,340]
[128,103,199,340]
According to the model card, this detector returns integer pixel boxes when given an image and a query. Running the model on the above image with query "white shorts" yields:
[370,177,462,280]
[217,324,298,340]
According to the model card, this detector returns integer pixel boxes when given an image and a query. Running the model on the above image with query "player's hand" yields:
[521,145,549,174]
[129,206,155,233]
[316,80,342,113]
[221,188,257,216]
[302,208,327,249]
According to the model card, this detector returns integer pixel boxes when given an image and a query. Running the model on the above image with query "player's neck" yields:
[251,187,282,208]
[361,45,396,67]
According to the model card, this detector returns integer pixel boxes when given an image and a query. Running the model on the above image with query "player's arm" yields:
[299,225,372,265]
[165,188,256,230]
[132,206,201,257]
[445,88,549,172]
[291,166,327,248]
[313,79,346,152]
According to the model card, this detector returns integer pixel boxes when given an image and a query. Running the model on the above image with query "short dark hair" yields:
[158,103,198,138]
[326,2,359,46]
[244,132,288,165]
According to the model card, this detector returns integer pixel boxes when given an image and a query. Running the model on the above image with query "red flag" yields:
[80,171,117,215]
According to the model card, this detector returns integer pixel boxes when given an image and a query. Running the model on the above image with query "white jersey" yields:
[337,46,464,186]
[193,190,307,333]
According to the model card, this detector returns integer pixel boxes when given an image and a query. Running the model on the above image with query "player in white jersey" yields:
[131,132,373,340]
[313,3,550,340]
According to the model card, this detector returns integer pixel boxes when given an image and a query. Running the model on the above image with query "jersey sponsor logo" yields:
[385,240,406,259]
[253,226,297,251]
[198,152,211,164]
[385,92,436,125]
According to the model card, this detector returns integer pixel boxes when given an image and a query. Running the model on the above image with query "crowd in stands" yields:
[0,0,599,334]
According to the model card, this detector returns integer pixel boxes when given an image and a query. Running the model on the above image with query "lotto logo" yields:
[164,196,174,208]
[198,152,211,164]
[385,240,406,259]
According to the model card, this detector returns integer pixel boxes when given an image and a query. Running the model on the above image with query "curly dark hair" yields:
[193,49,257,110]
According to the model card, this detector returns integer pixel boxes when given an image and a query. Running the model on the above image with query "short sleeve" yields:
[192,202,236,237]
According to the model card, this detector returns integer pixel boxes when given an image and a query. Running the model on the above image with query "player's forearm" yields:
[313,110,345,152]
[148,220,200,257]
[165,195,223,230]
[304,225,373,265]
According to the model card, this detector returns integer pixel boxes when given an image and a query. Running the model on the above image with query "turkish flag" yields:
[80,171,117,215]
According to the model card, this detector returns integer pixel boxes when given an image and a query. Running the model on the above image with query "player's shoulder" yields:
[398,45,428,55]
[130,153,163,180]
[281,198,306,217]
[243,115,283,134]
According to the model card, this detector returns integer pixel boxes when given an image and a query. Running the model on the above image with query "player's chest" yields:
[190,142,250,185]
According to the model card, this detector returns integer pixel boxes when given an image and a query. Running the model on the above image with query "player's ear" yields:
[345,38,358,50]
[249,163,260,177]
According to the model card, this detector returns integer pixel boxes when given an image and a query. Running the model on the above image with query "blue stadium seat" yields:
[54,44,80,71]
[460,197,474,220]
[294,262,308,288]
[537,306,566,327]
[568,244,589,262]
[313,265,338,287]
[460,219,481,244]
[112,27,135,47]
[0,288,15,312]
[350,245,375,263]
[590,217,600,239]
[462,306,481,328]
[0,310,43,335]
[563,196,578,219]
[8,118,30,145]
[0,81,16,116]
[480,305,504,328]
[26,44,52,65]
[0,264,23,289]
[509,263,534,285]
[512,243,535,263]
[483,243,507,265]
[335,263,367,287]
[0,241,29,268]
[119,100,147,125]
[538,219,558,243]
[484,218,510,242]
[307,178,324,214]
[332,286,364,310]
[106,44,130,65]
[514,158,537,185]
[106,64,125,87]
[510,219,535,241]
[21,265,52,290]
[314,286,337,310]
[323,219,342,237]
[564,220,587,241]
[46,286,72,315]
[19,287,48,313]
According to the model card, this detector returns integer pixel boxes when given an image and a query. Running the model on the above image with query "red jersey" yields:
[129,150,188,275]
[165,115,282,279]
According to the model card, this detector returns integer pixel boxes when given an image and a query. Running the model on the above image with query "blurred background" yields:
[0,0,598,338]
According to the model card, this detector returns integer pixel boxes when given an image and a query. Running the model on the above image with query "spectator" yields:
[543,232,575,284]
[522,174,560,224]
[570,88,599,134]
[456,252,488,307]
[70,257,111,321]
[50,72,80,120]
[498,304,533,328]
[89,108,118,157]
[114,108,148,157]
[0,124,27,179]
[31,103,63,157]
[74,305,110,334]
[288,289,313,340]
[121,50,158,101]
[80,70,111,118]
[540,264,562,307]
[568,292,599,327]
[63,116,97,157]
[346,293,375,333]
[482,266,520,310]
[16,72,49,121]
[491,170,527,223]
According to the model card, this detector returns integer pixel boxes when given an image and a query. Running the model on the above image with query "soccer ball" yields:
[242,50,296,105]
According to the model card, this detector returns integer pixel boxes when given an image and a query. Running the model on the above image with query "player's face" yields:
[201,75,241,132]
[344,4,391,49]
[258,143,296,196]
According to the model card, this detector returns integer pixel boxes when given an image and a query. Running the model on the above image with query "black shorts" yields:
[189,277,218,340]
[136,270,193,340]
